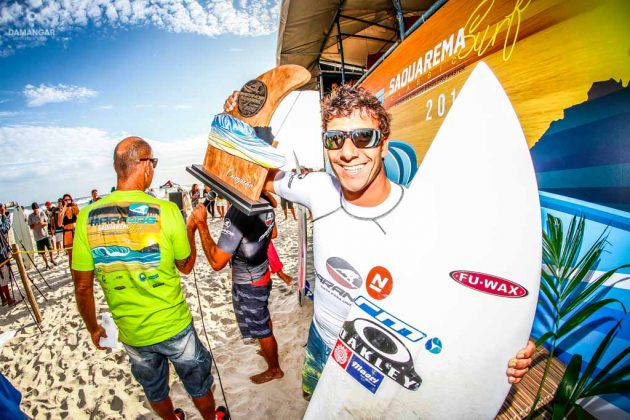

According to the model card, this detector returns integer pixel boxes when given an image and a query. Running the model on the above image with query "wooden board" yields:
[198,64,311,210]
[203,145,268,201]
[228,64,311,127]
[186,165,273,216]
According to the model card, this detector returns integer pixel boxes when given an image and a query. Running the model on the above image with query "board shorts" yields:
[231,280,272,339]
[35,237,53,252]
[54,230,63,244]
[122,323,214,403]
[302,322,332,397]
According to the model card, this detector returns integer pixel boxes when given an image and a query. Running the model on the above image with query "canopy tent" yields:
[159,180,177,189]
[276,0,442,91]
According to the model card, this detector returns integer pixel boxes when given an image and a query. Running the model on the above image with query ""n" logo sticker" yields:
[366,266,393,300]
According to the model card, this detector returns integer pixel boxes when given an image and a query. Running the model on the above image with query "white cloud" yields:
[93,104,113,110]
[0,124,206,204]
[0,0,280,56]
[0,111,18,118]
[23,83,98,107]
[0,99,11,104]
[173,104,192,110]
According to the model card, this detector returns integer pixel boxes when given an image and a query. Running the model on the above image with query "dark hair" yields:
[321,84,392,138]
[31,202,39,210]
[63,193,73,202]
[113,137,152,179]
[91,189,98,194]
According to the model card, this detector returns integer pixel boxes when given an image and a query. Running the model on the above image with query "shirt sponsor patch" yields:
[129,203,149,216]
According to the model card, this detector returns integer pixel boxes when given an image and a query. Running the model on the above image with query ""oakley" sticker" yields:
[450,270,528,298]
[340,318,422,391]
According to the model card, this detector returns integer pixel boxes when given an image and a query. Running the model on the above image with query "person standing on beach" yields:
[202,185,216,218]
[224,85,535,399]
[72,137,221,420]
[0,204,16,306]
[57,193,79,268]
[50,198,64,256]
[44,201,57,251]
[190,184,201,208]
[89,189,101,204]
[28,202,56,269]
[191,193,284,384]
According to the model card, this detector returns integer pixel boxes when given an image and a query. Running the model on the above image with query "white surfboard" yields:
[297,204,308,305]
[304,62,541,419]
[10,206,34,270]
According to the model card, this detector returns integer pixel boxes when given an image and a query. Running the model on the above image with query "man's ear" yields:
[380,137,390,159]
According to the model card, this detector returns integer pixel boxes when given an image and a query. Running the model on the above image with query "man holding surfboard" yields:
[223,83,535,401]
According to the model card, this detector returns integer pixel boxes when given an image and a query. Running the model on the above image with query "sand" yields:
[0,211,313,419]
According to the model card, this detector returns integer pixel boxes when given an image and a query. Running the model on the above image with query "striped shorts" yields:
[232,281,272,339]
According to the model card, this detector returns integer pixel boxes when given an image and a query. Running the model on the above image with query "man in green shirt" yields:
[72,136,220,420]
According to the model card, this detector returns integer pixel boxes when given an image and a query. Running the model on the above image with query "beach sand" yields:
[0,211,313,419]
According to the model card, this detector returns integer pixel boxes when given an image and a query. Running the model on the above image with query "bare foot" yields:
[277,271,293,285]
[250,368,284,384]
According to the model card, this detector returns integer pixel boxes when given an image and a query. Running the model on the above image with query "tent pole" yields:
[336,14,346,84]
[393,0,406,41]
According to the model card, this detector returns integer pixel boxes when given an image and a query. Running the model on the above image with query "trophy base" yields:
[186,164,273,216]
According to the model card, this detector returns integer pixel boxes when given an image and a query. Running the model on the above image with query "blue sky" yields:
[0,0,323,204]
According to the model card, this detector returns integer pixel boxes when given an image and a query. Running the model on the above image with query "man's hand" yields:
[223,91,239,113]
[191,203,208,227]
[90,324,108,350]
[507,339,535,384]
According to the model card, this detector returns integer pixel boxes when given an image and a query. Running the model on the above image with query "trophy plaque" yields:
[187,64,311,215]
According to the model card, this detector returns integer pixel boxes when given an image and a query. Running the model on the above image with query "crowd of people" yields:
[1,85,536,419]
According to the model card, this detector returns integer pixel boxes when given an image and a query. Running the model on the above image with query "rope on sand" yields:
[192,267,231,417]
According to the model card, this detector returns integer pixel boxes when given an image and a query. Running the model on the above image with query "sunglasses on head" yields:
[139,157,159,168]
[322,128,383,150]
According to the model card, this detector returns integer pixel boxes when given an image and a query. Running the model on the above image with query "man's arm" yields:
[191,204,232,271]
[73,269,107,350]
[174,217,198,275]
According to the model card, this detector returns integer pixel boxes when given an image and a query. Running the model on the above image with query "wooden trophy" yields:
[187,64,311,215]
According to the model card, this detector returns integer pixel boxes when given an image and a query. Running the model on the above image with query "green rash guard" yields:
[72,190,193,346]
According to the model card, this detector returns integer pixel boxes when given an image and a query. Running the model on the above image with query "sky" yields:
[0,0,324,205]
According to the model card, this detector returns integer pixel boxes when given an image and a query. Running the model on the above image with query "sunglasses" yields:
[322,128,383,150]
[139,157,159,168]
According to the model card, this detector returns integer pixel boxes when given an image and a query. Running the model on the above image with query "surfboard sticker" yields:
[450,270,529,298]
[354,296,430,344]
[326,257,363,289]
[333,339,385,394]
[304,61,541,419]
[339,318,423,391]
